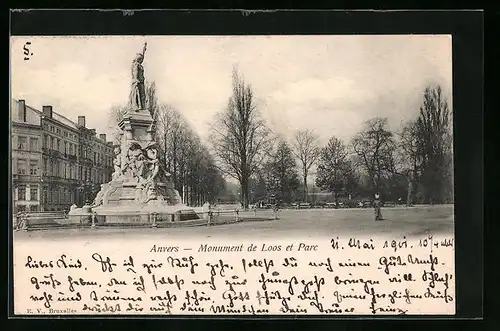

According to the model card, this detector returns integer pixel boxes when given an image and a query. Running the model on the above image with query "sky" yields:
[10,35,452,146]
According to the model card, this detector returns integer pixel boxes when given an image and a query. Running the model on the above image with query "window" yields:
[30,187,38,201]
[64,142,68,154]
[17,159,27,175]
[69,165,73,179]
[50,136,54,149]
[18,185,26,200]
[43,159,47,175]
[57,139,61,151]
[17,136,27,150]
[69,144,74,155]
[29,137,39,151]
[43,135,48,148]
[42,188,47,203]
[50,125,54,132]
[29,160,38,175]
[56,128,60,134]
[64,131,68,137]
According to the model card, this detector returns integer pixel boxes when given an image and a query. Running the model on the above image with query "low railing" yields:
[204,208,280,226]
[14,211,68,231]
[13,207,279,232]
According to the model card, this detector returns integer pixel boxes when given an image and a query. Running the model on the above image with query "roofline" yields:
[12,99,110,142]
[42,116,80,133]
[12,121,42,130]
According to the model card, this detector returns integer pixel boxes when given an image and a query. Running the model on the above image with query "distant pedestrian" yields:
[374,193,384,221]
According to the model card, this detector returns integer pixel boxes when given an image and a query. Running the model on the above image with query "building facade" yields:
[11,99,113,213]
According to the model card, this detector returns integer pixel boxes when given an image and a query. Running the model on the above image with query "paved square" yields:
[13,205,454,242]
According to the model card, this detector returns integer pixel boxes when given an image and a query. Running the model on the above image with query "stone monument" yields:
[69,42,197,224]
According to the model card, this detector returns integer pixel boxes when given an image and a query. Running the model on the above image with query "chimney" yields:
[78,116,86,127]
[18,100,26,122]
[42,105,53,118]
[99,134,106,142]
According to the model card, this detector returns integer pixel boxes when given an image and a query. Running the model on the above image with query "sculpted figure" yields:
[111,146,122,180]
[126,143,143,179]
[129,42,147,111]
[93,185,105,207]
[145,147,160,181]
[135,153,146,181]
[145,182,157,201]
[122,148,132,178]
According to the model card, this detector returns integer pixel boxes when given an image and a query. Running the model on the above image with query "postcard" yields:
[11,34,455,316]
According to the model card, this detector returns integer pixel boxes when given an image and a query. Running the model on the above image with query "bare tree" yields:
[145,80,159,118]
[266,140,300,204]
[155,104,185,186]
[209,66,273,209]
[397,120,421,206]
[315,136,353,205]
[291,129,320,202]
[107,104,128,144]
[415,85,452,204]
[352,117,397,192]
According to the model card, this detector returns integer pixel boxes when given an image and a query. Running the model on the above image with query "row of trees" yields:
[107,67,453,208]
[108,81,226,206]
[210,67,453,208]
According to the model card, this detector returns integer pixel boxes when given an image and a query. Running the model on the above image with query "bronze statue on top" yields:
[129,42,147,111]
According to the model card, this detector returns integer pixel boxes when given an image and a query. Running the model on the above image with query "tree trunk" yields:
[303,174,308,202]
[406,178,412,207]
[240,177,249,210]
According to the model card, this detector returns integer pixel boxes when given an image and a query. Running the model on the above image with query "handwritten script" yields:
[15,235,455,315]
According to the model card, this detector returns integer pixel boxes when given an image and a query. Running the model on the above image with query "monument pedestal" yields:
[119,109,155,143]
[70,108,199,225]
